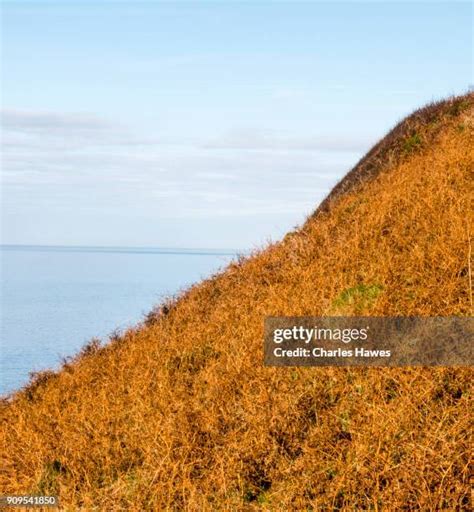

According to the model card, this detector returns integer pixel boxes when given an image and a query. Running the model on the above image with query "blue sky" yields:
[1,1,472,249]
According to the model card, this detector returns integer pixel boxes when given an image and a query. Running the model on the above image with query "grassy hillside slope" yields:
[1,93,473,511]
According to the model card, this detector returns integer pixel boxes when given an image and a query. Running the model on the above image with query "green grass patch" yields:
[448,99,470,117]
[332,284,383,313]
[36,460,64,494]
[402,133,423,154]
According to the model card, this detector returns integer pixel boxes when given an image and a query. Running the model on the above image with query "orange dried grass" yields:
[1,94,473,510]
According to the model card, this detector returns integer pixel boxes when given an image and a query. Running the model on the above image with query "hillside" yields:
[1,93,473,510]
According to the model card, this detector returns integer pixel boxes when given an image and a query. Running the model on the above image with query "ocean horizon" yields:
[0,244,240,395]
[0,243,242,255]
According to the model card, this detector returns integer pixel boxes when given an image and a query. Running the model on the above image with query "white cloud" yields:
[203,129,374,153]
[2,109,112,135]
[1,107,363,224]
[0,109,165,148]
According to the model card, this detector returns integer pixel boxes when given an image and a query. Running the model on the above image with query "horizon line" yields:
[0,244,246,257]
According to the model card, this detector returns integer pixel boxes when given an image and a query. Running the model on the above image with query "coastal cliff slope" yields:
[1,93,473,510]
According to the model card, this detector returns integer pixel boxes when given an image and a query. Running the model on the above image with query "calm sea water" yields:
[0,246,236,395]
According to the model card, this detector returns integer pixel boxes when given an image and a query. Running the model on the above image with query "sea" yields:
[0,245,237,395]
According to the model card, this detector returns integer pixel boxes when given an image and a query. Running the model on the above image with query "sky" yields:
[1,1,472,250]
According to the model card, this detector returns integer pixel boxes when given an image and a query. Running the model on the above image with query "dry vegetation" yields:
[1,93,473,511]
